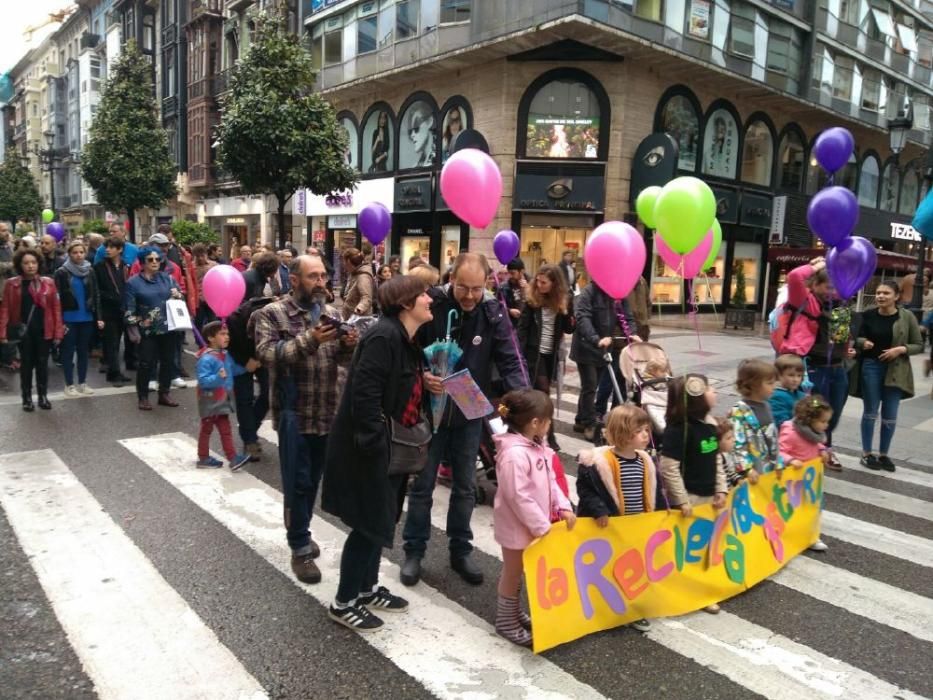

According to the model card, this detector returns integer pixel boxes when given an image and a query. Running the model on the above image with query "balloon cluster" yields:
[41,209,67,243]
[806,127,875,300]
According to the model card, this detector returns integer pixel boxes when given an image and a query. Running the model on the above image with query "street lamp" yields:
[33,129,65,216]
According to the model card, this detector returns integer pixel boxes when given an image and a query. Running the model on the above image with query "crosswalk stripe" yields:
[122,433,606,700]
[821,511,933,567]
[0,449,267,700]
[833,454,933,490]
[822,476,933,523]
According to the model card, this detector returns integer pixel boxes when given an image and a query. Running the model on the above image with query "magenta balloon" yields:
[583,222,646,299]
[655,229,714,279]
[439,148,502,228]
[826,236,877,300]
[202,264,246,319]
[813,127,854,174]
[492,230,520,265]
[807,186,858,247]
[359,202,391,245]
[46,222,65,242]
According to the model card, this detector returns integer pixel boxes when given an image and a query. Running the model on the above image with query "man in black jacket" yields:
[94,237,131,385]
[401,253,528,587]
[570,281,638,439]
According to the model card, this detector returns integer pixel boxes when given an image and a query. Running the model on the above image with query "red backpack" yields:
[769,302,820,353]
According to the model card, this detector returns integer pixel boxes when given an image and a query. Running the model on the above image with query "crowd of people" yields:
[0,221,930,647]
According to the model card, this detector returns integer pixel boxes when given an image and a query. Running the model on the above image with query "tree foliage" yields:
[171,219,218,247]
[216,9,356,246]
[731,262,747,308]
[79,218,110,235]
[0,155,43,225]
[80,41,177,227]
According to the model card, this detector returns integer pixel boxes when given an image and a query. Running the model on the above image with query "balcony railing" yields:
[190,0,223,21]
[188,78,207,100]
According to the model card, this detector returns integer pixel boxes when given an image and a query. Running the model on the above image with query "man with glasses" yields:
[401,252,527,588]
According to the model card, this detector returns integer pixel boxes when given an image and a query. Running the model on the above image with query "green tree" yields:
[0,155,43,226]
[79,218,110,235]
[731,262,747,308]
[80,40,177,243]
[216,9,356,249]
[171,219,218,247]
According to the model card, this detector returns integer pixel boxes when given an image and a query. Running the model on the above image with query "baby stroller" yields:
[619,342,673,446]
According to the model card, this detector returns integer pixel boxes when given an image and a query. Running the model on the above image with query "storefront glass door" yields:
[401,235,431,267]
[518,214,594,283]
[730,241,760,307]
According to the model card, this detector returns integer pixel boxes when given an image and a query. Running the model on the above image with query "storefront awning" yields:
[897,23,919,53]
[871,8,897,39]
[768,247,933,274]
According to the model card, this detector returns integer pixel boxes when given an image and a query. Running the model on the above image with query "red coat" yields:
[0,276,64,342]
[182,248,198,316]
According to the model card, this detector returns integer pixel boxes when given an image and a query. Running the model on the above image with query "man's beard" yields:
[295,286,327,309]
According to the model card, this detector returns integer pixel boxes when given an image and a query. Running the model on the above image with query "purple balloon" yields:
[359,202,391,245]
[46,222,66,243]
[807,186,859,247]
[813,127,854,174]
[827,236,877,300]
[493,229,520,266]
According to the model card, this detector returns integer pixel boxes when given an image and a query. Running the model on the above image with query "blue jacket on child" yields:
[196,349,245,418]
[769,386,807,428]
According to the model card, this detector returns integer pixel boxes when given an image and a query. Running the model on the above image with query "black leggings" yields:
[19,326,50,398]
[336,530,382,604]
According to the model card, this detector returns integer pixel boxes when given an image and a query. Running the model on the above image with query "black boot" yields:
[37,394,51,410]
[400,554,422,587]
[22,394,34,412]
[451,553,484,585]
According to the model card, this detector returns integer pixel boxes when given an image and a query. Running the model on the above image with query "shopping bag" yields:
[165,298,193,331]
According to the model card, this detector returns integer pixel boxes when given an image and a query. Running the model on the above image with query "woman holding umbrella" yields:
[322,275,436,632]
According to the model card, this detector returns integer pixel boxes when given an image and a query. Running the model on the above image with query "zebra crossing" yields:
[2,414,933,699]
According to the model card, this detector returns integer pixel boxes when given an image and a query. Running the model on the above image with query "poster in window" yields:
[361,108,393,174]
[702,108,739,179]
[339,117,359,170]
[441,105,469,162]
[688,0,710,39]
[661,96,699,171]
[526,117,599,159]
[398,100,436,169]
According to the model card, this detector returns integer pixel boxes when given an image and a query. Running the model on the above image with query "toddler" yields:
[769,354,808,427]
[731,359,782,483]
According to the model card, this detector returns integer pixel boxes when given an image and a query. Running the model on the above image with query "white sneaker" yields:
[171,377,187,389]
[63,385,79,398]
[148,380,159,391]
[78,383,94,395]
[809,539,829,552]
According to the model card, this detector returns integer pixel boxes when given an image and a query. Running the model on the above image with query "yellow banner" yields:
[524,461,823,653]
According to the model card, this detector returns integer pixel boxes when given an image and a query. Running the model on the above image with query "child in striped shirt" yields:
[576,404,657,632]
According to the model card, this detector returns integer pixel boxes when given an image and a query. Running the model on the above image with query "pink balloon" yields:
[583,222,646,299]
[202,264,246,319]
[655,229,714,279]
[439,148,502,228]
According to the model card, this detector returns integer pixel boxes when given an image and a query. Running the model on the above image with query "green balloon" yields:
[702,219,723,271]
[635,186,662,229]
[41,209,54,224]
[653,176,716,254]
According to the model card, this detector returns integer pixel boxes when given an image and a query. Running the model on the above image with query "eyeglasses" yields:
[145,256,160,262]
[454,284,485,297]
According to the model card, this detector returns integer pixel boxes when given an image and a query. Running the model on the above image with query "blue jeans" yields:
[595,361,626,417]
[233,368,270,445]
[403,419,483,558]
[859,358,903,455]
[286,433,329,555]
[807,364,849,447]
[61,320,95,385]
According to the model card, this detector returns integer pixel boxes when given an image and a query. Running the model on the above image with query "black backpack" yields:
[226,296,276,366]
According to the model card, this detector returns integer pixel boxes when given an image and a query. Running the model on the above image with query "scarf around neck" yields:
[793,418,826,445]
[62,258,91,278]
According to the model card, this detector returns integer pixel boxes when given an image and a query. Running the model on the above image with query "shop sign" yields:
[890,222,921,241]
[769,195,787,244]
[328,215,357,229]
[105,211,115,223]
[630,133,679,206]
[514,171,605,213]
[711,186,739,224]
[294,189,306,216]
[394,177,433,213]
[226,217,246,224]
[325,191,353,208]
[740,193,773,229]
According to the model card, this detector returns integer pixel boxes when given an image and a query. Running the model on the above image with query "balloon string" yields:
[494,281,531,387]
[703,274,719,325]
[688,278,702,352]
[192,325,206,349]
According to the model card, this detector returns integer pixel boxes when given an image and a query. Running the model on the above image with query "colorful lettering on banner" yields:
[523,461,823,653]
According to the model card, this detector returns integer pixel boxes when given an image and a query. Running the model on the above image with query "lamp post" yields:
[33,129,66,217]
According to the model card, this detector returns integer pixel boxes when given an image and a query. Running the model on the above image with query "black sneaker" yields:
[357,586,409,613]
[877,455,896,472]
[328,603,384,632]
[860,454,882,470]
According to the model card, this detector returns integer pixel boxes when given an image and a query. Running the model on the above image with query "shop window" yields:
[338,116,359,170]
[440,0,471,23]
[729,3,756,58]
[635,0,663,23]
[358,2,378,54]
[833,55,854,101]
[741,120,774,186]
[898,168,919,215]
[658,93,700,171]
[767,22,802,76]
[519,216,593,283]
[730,242,760,307]
[398,98,437,169]
[397,0,420,40]
[524,79,602,159]
[777,129,804,190]
[361,105,394,174]
[880,160,900,211]
[441,101,470,162]
[701,106,739,179]
[442,225,461,266]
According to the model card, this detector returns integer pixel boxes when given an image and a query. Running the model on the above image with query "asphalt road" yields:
[1,329,931,699]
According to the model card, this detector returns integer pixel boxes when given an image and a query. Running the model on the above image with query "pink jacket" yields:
[782,263,822,356]
[493,432,572,550]
[778,421,825,464]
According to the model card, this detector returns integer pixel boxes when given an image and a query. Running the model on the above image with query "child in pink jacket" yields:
[778,394,832,552]
[493,388,575,648]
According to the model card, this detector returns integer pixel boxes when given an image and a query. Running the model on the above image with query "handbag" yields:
[165,298,192,331]
[7,304,36,345]
[386,415,432,476]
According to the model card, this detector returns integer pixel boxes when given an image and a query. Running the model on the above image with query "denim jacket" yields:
[730,400,782,475]
[124,271,179,337]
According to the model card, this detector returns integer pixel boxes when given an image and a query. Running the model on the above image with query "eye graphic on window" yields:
[547,178,573,199]
[643,145,665,167]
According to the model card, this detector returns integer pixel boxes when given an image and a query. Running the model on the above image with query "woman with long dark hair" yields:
[55,240,103,397]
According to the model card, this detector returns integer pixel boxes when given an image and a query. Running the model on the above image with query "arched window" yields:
[741,118,775,186]
[701,105,740,179]
[519,69,609,160]
[776,127,805,190]
[857,154,880,207]
[397,94,438,170]
[899,168,920,215]
[656,89,700,172]
[439,96,472,163]
[337,112,359,171]
[880,160,900,212]
[361,103,395,175]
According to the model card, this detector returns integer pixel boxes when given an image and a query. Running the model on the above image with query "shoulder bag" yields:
[386,415,433,476]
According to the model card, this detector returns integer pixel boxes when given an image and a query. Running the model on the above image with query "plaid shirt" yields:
[251,295,353,435]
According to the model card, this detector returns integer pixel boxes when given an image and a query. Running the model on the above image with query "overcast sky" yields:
[1,3,75,74]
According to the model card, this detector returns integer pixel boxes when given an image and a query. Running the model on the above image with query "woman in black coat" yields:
[322,275,435,632]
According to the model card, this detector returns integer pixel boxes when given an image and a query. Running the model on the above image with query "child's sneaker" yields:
[630,618,652,632]
[229,453,250,471]
[809,539,829,552]
[196,456,223,469]
[704,603,721,614]
[328,602,384,632]
[357,586,409,613]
